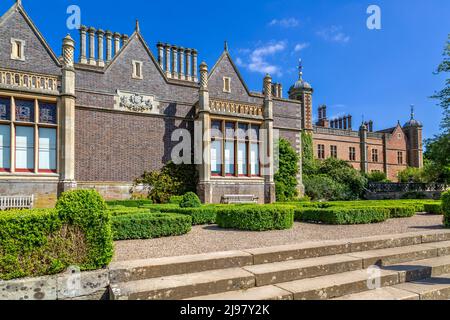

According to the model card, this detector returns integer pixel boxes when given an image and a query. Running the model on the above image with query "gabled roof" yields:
[208,49,252,96]
[0,1,61,67]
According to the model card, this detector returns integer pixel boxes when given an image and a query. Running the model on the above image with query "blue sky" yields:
[2,0,449,140]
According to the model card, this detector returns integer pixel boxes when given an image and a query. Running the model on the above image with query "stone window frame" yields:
[0,95,58,175]
[10,38,26,61]
[371,148,379,163]
[317,144,325,159]
[330,145,338,158]
[223,77,231,93]
[210,119,262,178]
[397,151,403,165]
[349,147,356,161]
[132,60,143,80]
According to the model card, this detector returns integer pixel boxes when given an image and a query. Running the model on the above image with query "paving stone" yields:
[110,268,255,300]
[334,287,419,300]
[275,269,400,300]
[186,285,293,301]
[57,269,109,300]
[384,255,450,282]
[109,250,253,283]
[395,273,450,300]
[243,254,363,286]
[347,244,440,268]
[348,233,423,253]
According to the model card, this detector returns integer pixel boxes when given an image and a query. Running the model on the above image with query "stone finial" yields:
[122,34,129,45]
[264,74,272,100]
[16,0,22,7]
[135,20,140,33]
[199,62,208,90]
[62,34,75,68]
[224,41,229,52]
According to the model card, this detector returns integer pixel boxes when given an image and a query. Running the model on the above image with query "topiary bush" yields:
[159,206,217,225]
[169,195,183,205]
[111,212,192,240]
[442,191,450,228]
[216,206,294,231]
[55,189,114,271]
[1,189,113,280]
[295,207,390,225]
[275,138,299,202]
[424,203,443,215]
[179,192,202,208]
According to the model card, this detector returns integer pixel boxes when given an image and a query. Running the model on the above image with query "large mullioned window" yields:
[210,120,261,177]
[0,96,57,173]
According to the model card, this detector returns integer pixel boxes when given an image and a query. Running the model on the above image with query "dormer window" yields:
[132,60,143,79]
[223,77,231,93]
[11,39,25,61]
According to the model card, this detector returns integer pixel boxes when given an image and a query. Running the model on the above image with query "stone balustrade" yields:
[0,68,59,93]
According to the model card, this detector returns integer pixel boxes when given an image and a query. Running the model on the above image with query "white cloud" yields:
[247,42,286,75]
[317,26,350,44]
[294,43,310,52]
[269,18,299,28]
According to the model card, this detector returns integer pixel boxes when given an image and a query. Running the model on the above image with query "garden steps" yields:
[109,232,450,300]
[188,255,450,301]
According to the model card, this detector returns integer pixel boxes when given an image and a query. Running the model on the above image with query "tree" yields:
[275,139,299,202]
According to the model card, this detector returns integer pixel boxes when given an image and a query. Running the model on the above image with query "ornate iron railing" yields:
[367,182,447,193]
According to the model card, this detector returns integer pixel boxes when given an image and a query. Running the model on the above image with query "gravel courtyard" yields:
[113,213,445,262]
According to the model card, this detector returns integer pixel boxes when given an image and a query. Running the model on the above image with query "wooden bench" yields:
[0,195,34,211]
[221,194,258,204]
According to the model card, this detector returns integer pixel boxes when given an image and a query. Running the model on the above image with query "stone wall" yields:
[0,179,58,208]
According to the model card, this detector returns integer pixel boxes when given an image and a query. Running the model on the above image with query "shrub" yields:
[108,207,150,216]
[111,212,191,240]
[169,195,183,205]
[133,170,181,204]
[179,192,202,208]
[216,206,294,231]
[106,199,153,208]
[383,206,416,218]
[1,190,113,280]
[295,207,390,225]
[424,203,443,215]
[398,167,425,183]
[442,191,450,228]
[159,206,217,225]
[275,139,299,202]
[367,171,389,183]
[304,175,351,201]
[55,189,114,270]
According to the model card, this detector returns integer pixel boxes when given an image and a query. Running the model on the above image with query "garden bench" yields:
[221,194,258,204]
[0,195,34,211]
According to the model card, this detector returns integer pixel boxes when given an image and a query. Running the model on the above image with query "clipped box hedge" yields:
[443,191,450,228]
[423,203,443,215]
[1,190,113,281]
[381,206,416,218]
[216,206,294,231]
[159,207,217,225]
[295,207,390,225]
[111,212,192,240]
[106,199,153,208]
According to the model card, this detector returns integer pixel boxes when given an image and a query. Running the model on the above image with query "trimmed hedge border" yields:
[295,207,390,225]
[443,191,450,228]
[1,190,113,281]
[216,206,294,231]
[423,203,443,215]
[158,207,217,225]
[111,212,192,240]
[106,199,153,208]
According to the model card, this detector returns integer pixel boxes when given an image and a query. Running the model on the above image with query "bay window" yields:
[210,119,261,177]
[0,96,57,174]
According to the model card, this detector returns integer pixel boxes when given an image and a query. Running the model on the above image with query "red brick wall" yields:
[385,126,408,181]
[313,133,361,170]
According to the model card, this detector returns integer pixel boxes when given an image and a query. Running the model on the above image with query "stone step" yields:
[109,268,255,300]
[336,273,450,300]
[109,231,450,283]
[188,255,450,301]
[185,286,293,301]
[333,287,420,300]
[243,254,363,286]
[109,251,253,284]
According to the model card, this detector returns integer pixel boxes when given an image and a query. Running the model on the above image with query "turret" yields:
[403,105,423,168]
[288,59,313,133]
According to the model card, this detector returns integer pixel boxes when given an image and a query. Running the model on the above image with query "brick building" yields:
[0,2,422,206]
[287,60,423,182]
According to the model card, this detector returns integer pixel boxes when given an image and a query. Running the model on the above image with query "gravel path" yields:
[113,214,445,262]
